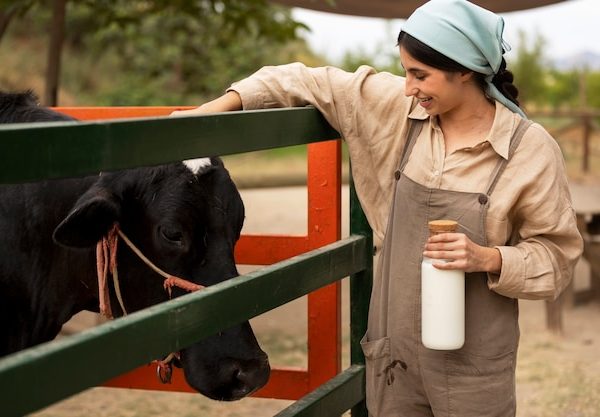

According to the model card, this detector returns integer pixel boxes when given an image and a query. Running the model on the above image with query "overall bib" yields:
[361,118,532,417]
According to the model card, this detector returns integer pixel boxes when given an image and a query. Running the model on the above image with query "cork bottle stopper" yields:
[428,220,458,235]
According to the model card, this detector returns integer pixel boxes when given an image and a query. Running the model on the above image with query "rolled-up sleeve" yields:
[487,126,584,300]
[491,207,582,300]
[227,62,378,134]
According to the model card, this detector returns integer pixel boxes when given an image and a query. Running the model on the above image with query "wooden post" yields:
[579,70,591,172]
[44,0,67,106]
[583,239,600,304]
[545,296,563,335]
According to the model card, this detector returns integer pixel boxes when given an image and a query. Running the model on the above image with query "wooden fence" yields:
[0,107,373,416]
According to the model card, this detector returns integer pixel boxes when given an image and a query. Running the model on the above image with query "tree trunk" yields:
[44,0,67,106]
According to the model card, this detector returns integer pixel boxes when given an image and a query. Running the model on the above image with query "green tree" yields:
[0,0,34,41]
[585,71,600,109]
[544,69,579,109]
[64,2,319,104]
[1,0,308,105]
[507,30,548,108]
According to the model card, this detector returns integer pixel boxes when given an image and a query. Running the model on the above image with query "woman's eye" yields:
[160,226,184,245]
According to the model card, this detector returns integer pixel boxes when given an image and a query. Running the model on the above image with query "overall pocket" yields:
[360,334,392,417]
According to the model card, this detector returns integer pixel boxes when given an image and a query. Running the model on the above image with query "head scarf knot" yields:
[402,0,526,117]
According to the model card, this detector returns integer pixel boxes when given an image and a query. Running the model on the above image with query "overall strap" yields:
[398,118,425,172]
[485,118,533,196]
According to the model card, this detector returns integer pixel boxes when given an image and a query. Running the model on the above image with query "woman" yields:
[173,1,583,415]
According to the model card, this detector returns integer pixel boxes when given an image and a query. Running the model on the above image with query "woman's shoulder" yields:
[347,66,408,103]
[522,120,562,153]
[356,65,406,85]
[514,117,566,169]
[279,62,407,95]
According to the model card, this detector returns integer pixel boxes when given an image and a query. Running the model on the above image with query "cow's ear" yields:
[53,188,121,248]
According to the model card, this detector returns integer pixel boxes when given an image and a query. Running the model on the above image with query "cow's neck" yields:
[6,246,100,355]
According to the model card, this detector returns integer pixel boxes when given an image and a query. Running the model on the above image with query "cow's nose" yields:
[230,356,270,398]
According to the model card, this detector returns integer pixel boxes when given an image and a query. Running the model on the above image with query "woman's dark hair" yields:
[397,31,519,107]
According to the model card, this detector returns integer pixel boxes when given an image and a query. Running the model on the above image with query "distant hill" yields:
[552,51,600,71]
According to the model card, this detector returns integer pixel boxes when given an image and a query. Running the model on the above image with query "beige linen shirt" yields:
[229,62,583,301]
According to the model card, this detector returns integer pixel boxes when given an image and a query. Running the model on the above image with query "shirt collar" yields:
[408,102,429,121]
[486,101,517,160]
[407,99,517,160]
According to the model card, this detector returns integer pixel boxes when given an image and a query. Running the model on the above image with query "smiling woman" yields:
[174,1,583,415]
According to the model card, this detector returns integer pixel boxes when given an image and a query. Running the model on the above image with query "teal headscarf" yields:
[402,0,526,118]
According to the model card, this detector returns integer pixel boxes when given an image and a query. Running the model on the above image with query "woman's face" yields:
[399,46,468,116]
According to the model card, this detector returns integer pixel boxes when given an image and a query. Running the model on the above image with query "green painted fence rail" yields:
[0,107,372,417]
[275,365,366,417]
[0,107,339,184]
[0,236,367,417]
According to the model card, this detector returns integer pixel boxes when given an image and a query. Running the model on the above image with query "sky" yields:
[292,0,600,64]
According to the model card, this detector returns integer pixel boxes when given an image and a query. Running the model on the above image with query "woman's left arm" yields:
[425,124,584,301]
[424,207,583,301]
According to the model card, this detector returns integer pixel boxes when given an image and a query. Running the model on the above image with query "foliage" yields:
[544,70,580,109]
[585,71,600,109]
[2,2,598,110]
[77,0,314,104]
[0,0,35,40]
[1,0,324,105]
[507,30,548,107]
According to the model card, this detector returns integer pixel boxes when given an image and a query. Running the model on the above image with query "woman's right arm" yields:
[170,63,391,134]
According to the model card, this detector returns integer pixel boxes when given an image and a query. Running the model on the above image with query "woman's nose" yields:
[404,78,417,97]
[404,85,417,97]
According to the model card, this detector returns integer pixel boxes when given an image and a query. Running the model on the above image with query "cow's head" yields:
[53,158,270,400]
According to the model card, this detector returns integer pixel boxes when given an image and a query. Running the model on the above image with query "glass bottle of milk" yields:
[421,219,465,350]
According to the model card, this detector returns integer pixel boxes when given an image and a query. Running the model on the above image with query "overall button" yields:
[478,194,489,205]
[394,170,401,180]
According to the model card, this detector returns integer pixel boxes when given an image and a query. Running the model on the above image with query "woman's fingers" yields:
[424,233,478,271]
[423,233,501,273]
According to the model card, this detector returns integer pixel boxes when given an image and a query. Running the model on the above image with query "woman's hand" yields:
[423,232,502,273]
[170,91,243,117]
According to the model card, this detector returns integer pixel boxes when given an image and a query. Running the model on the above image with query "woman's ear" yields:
[459,70,475,83]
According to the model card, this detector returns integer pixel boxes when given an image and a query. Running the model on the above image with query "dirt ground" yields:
[31,185,600,417]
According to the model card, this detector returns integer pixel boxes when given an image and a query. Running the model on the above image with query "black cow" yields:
[0,91,270,400]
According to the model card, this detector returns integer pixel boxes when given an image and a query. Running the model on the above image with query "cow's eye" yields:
[159,226,184,246]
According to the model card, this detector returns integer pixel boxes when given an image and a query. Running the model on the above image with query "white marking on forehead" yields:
[183,158,212,174]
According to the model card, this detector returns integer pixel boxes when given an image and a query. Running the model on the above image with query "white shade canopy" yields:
[271,0,567,18]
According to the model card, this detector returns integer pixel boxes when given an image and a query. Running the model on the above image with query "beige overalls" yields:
[361,118,532,417]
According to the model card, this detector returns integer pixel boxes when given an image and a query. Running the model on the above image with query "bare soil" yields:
[31,186,600,417]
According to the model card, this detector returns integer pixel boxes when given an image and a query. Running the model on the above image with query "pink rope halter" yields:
[95,223,205,318]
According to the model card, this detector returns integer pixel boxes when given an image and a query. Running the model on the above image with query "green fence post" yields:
[349,167,373,417]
